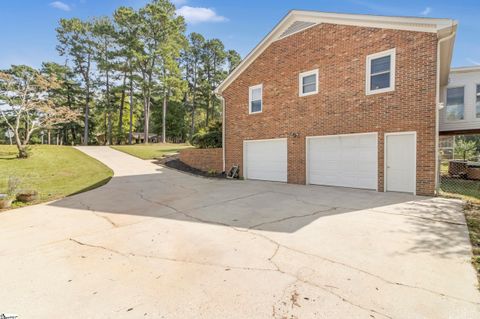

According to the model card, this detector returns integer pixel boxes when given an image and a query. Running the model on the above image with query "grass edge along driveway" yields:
[110,143,192,160]
[0,145,113,209]
[465,202,480,287]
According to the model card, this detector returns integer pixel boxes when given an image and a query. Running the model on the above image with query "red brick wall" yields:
[179,148,223,173]
[223,23,438,195]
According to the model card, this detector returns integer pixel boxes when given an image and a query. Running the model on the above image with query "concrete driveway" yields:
[0,146,479,318]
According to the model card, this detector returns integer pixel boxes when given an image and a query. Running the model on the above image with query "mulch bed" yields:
[154,155,225,179]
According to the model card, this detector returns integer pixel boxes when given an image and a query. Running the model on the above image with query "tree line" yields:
[0,0,241,156]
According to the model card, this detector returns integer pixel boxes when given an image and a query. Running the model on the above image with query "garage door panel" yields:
[246,159,286,169]
[316,153,338,162]
[355,149,377,162]
[311,174,340,187]
[308,134,378,190]
[357,135,376,146]
[246,170,283,181]
[353,177,376,189]
[342,137,357,148]
[245,139,287,182]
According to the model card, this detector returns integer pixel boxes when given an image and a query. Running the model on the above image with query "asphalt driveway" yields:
[0,146,479,318]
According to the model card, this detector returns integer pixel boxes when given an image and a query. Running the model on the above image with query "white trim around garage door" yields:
[384,131,417,195]
[306,132,379,191]
[243,138,288,181]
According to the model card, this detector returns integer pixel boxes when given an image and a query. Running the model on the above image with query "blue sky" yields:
[0,0,479,69]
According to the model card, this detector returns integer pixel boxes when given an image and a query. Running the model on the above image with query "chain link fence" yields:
[439,135,480,201]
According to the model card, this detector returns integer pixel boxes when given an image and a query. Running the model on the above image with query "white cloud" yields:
[421,7,432,16]
[176,6,227,24]
[467,58,480,66]
[49,1,71,11]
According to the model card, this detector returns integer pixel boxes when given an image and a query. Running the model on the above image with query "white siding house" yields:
[440,66,480,134]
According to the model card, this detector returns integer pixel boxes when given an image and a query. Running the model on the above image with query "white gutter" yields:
[218,95,226,172]
[435,26,456,194]
[451,65,480,73]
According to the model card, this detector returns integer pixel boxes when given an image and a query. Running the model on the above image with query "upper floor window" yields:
[299,69,318,97]
[446,87,464,121]
[366,49,396,95]
[476,84,480,118]
[249,84,262,114]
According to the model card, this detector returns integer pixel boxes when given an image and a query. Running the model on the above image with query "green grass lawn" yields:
[440,161,449,175]
[0,145,113,208]
[464,203,480,287]
[110,143,192,160]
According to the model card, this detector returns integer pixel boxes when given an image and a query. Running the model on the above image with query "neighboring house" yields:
[130,133,160,144]
[439,66,480,135]
[215,10,457,196]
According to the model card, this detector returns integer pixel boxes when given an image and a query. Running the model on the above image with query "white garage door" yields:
[307,133,378,190]
[244,139,287,182]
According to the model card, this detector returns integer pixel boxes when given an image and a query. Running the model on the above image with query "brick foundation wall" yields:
[223,23,438,195]
[179,148,223,173]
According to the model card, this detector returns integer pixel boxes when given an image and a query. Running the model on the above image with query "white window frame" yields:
[248,84,263,114]
[476,83,480,118]
[445,86,465,122]
[366,48,396,95]
[299,69,319,97]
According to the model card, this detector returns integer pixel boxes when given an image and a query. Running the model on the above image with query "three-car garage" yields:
[242,132,416,194]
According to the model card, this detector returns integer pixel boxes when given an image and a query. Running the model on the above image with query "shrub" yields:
[7,177,20,198]
[191,121,222,149]
[455,138,478,161]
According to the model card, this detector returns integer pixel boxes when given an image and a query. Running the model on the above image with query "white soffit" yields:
[289,11,454,34]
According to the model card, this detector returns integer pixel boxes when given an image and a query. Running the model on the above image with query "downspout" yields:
[435,26,456,194]
[217,93,226,173]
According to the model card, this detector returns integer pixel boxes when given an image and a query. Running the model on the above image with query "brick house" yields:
[215,10,457,196]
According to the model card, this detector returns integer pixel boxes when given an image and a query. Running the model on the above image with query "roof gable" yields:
[279,20,316,38]
[215,10,457,94]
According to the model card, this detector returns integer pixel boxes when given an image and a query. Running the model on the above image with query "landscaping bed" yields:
[178,147,223,173]
[155,156,224,179]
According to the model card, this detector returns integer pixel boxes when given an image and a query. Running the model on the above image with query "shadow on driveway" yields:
[49,167,470,258]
